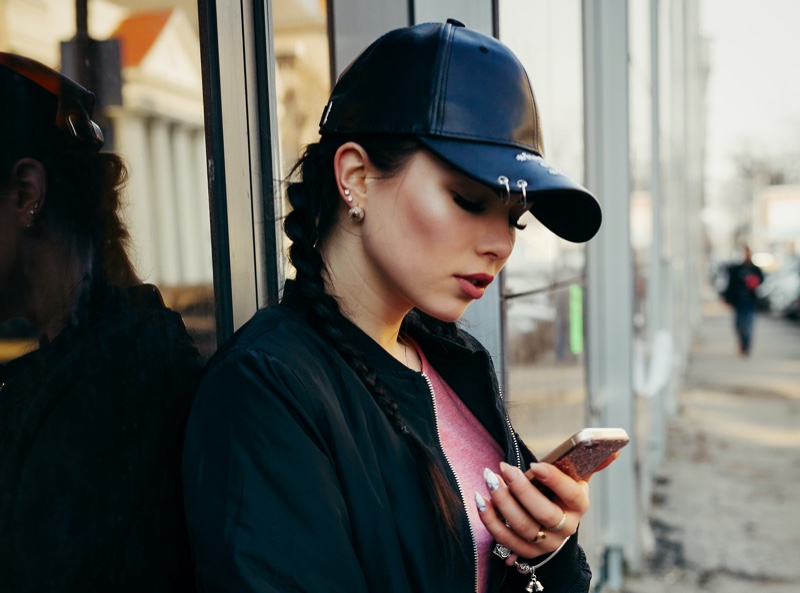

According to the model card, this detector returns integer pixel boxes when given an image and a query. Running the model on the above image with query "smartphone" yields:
[539,427,629,482]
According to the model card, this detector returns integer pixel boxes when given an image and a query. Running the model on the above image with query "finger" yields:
[528,462,590,516]
[499,462,568,533]
[484,467,546,543]
[474,491,555,558]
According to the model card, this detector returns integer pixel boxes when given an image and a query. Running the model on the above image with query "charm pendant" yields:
[526,572,544,592]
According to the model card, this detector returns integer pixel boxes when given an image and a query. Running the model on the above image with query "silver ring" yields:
[498,175,511,203]
[516,179,528,208]
[547,511,567,532]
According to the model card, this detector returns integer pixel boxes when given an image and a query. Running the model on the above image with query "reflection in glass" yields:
[0,0,216,360]
[0,46,203,589]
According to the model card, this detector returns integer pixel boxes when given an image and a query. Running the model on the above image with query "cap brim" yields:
[417,137,602,242]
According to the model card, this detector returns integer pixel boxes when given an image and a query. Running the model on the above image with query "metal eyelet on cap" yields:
[516,179,528,208]
[498,176,511,203]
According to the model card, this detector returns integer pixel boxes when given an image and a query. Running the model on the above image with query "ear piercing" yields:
[26,202,40,229]
[347,205,364,222]
[343,189,363,222]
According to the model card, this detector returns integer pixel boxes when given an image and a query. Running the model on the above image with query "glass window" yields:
[629,0,654,342]
[0,0,215,360]
[499,0,587,454]
[272,0,332,275]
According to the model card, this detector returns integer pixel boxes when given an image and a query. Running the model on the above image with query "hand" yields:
[475,462,589,562]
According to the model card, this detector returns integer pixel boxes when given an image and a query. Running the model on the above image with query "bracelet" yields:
[493,536,571,592]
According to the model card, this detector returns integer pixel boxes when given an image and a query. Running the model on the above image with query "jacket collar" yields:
[280,280,515,461]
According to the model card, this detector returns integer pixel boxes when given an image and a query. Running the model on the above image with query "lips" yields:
[455,273,494,299]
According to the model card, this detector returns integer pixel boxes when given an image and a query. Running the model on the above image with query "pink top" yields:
[418,346,505,593]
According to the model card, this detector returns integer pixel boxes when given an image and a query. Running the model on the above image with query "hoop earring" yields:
[348,206,364,222]
[498,176,510,203]
[516,180,528,208]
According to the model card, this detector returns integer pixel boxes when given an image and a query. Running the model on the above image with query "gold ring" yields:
[528,529,547,543]
[548,511,567,532]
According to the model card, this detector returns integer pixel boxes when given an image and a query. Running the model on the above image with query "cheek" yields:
[401,192,457,249]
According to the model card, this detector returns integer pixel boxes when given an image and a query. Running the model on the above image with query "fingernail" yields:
[474,491,487,512]
[484,468,500,491]
[500,462,525,483]
[530,462,551,480]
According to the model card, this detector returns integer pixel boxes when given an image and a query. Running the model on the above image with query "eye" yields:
[453,194,486,214]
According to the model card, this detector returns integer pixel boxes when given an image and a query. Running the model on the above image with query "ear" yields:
[333,142,371,209]
[10,158,47,226]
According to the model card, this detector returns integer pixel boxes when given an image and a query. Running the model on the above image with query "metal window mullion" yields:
[582,0,640,581]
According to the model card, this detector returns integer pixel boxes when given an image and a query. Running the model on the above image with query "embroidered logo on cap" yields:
[516,152,562,176]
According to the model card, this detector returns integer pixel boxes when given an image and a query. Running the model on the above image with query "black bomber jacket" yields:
[182,286,591,593]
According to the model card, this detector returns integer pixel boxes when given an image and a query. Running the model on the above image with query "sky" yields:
[701,0,800,195]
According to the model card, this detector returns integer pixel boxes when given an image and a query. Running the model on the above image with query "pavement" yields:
[621,302,800,593]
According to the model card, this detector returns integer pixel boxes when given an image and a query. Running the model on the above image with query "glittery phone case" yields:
[540,428,629,481]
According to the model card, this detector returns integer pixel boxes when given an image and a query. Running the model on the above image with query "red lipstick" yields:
[455,274,494,299]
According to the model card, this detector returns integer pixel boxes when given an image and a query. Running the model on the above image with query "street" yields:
[622,302,800,593]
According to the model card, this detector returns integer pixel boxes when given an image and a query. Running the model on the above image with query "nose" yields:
[478,217,515,262]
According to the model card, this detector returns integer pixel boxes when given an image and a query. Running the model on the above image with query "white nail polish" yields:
[484,468,500,491]
[475,491,487,512]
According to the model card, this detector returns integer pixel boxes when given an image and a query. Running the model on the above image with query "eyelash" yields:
[453,195,526,230]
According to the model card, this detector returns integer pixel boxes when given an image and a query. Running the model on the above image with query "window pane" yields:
[273,0,332,277]
[0,0,216,360]
[499,0,588,454]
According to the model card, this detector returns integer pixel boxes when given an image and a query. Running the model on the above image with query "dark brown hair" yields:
[283,134,465,545]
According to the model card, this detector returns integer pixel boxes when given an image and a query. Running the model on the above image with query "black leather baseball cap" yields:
[319,20,601,243]
[0,52,104,154]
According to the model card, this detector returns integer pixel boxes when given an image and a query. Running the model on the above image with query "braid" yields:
[284,138,465,550]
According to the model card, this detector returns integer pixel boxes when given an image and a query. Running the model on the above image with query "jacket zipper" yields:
[498,386,522,469]
[497,386,521,592]
[422,372,480,593]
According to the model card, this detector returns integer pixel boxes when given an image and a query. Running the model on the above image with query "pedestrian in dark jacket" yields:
[722,245,764,355]
[183,21,605,593]
[0,53,201,591]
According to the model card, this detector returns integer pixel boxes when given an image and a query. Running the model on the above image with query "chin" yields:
[415,302,470,324]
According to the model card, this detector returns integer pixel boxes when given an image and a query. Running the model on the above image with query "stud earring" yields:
[348,205,365,222]
[26,203,40,230]
[343,188,352,202]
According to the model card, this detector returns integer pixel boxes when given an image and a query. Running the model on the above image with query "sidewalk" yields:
[622,302,800,593]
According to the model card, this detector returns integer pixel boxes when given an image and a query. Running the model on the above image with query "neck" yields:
[321,237,420,370]
[24,237,92,341]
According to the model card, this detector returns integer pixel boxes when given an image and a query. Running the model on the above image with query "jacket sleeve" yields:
[182,348,370,593]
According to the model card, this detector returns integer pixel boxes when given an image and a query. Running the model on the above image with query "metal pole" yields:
[74,0,90,88]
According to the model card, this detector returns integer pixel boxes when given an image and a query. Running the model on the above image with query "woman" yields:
[183,20,604,593]
[0,53,202,590]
